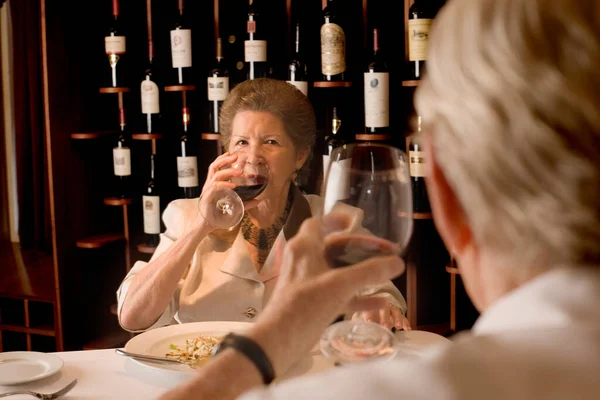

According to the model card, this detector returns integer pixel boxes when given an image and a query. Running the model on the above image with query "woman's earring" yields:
[293,169,300,186]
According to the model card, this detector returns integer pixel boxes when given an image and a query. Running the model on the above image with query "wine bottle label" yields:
[142,195,161,234]
[141,80,160,114]
[287,80,308,96]
[244,40,267,62]
[364,72,390,128]
[177,156,198,187]
[320,23,346,75]
[113,147,131,176]
[408,19,433,61]
[170,29,192,68]
[105,36,126,54]
[207,77,230,101]
[322,158,352,214]
[409,150,426,177]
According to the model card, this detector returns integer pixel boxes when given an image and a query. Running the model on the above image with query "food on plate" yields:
[166,335,223,368]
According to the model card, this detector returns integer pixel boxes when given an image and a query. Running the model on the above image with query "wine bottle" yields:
[113,107,132,198]
[286,23,308,96]
[140,46,161,134]
[408,116,430,212]
[143,154,161,247]
[320,0,346,82]
[322,106,345,178]
[177,107,199,198]
[104,0,126,88]
[245,0,269,80]
[170,0,193,85]
[408,0,440,80]
[207,38,229,133]
[364,29,389,135]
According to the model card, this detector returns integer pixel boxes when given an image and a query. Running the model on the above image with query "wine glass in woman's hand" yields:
[319,142,413,365]
[198,150,270,230]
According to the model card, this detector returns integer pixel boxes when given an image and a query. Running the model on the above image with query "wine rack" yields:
[401,80,420,87]
[35,0,464,350]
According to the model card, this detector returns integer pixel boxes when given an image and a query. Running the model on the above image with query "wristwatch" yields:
[212,332,275,384]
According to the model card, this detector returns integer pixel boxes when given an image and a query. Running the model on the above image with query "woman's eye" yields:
[266,140,279,145]
[235,140,248,146]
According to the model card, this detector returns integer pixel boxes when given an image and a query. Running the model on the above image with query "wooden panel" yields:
[99,87,130,94]
[132,133,163,140]
[70,131,117,140]
[0,241,56,302]
[104,197,133,206]
[0,324,56,337]
[164,85,197,92]
[76,233,125,249]
[402,80,420,87]
[137,244,156,254]
[313,81,353,88]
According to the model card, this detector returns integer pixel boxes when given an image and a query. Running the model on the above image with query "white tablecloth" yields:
[0,330,450,399]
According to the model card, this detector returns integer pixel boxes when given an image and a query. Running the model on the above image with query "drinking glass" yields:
[198,150,270,230]
[319,142,413,365]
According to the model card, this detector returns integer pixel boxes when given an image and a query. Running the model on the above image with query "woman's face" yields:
[228,111,308,200]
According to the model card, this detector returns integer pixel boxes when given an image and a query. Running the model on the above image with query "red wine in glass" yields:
[232,175,268,201]
[325,234,399,268]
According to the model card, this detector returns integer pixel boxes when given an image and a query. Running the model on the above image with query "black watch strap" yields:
[214,332,275,384]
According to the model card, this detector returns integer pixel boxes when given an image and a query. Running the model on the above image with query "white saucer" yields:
[0,351,64,385]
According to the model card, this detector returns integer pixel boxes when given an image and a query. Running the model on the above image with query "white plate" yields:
[124,321,255,374]
[393,330,451,357]
[0,351,64,385]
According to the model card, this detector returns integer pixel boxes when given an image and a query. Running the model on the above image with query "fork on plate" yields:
[0,378,78,399]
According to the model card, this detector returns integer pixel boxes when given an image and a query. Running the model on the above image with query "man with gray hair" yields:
[160,0,600,398]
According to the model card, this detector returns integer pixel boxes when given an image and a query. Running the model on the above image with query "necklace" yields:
[241,193,293,266]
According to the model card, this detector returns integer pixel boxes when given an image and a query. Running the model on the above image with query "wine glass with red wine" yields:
[198,151,270,230]
[319,142,413,365]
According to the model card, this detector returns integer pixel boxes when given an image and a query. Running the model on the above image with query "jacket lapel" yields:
[218,230,261,282]
[218,186,313,283]
[260,187,313,282]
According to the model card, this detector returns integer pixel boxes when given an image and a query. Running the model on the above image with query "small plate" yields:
[0,351,64,385]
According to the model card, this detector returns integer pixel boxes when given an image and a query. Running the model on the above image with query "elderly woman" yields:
[159,0,600,399]
[116,78,409,332]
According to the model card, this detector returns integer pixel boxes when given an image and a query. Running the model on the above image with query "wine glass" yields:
[198,150,270,230]
[319,142,413,365]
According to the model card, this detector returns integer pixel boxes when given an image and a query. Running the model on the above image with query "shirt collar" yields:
[472,266,600,335]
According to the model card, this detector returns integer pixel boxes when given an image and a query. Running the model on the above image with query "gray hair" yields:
[415,0,600,272]
[219,78,317,185]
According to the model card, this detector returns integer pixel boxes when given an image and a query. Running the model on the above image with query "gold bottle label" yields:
[408,19,432,61]
[108,54,120,68]
[320,23,346,75]
[332,118,341,135]
[409,150,426,177]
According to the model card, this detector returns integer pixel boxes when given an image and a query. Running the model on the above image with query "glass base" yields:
[198,187,244,230]
[320,320,397,365]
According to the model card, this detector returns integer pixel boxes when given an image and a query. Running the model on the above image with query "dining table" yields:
[0,329,451,399]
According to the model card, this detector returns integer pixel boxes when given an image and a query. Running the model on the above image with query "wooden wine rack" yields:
[313,81,353,88]
[402,80,420,87]
[164,85,197,92]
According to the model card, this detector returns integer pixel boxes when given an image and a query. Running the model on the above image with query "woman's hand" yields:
[352,303,411,331]
[197,152,260,229]
[201,152,240,194]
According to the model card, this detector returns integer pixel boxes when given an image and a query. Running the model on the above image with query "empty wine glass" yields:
[198,149,270,230]
[319,142,413,365]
